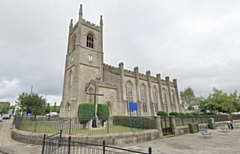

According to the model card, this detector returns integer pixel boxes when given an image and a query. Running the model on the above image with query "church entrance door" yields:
[161,116,173,136]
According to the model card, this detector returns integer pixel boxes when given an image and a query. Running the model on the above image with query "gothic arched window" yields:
[172,93,175,104]
[126,82,132,111]
[140,85,147,112]
[86,33,94,48]
[71,34,76,51]
[152,87,158,112]
[163,88,167,104]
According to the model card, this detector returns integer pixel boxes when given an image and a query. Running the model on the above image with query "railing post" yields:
[69,118,71,135]
[60,129,62,139]
[107,118,110,133]
[148,147,152,154]
[34,118,38,132]
[103,140,106,154]
[59,129,62,147]
[42,134,46,154]
[68,136,71,154]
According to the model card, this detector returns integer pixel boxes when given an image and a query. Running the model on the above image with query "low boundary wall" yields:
[12,117,240,145]
[11,127,161,145]
[175,120,240,135]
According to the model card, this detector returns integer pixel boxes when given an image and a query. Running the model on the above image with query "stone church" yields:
[60,5,184,117]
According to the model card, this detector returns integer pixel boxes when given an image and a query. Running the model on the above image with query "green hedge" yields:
[157,111,168,116]
[97,104,109,122]
[191,111,200,115]
[113,115,156,129]
[179,112,185,116]
[185,113,193,116]
[169,112,179,116]
[77,103,94,124]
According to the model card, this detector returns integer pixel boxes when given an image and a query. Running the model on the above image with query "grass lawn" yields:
[19,120,145,134]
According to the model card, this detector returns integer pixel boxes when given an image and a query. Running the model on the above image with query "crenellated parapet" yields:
[82,19,100,31]
[139,73,147,80]
[103,63,119,74]
[124,69,135,77]
[151,76,158,83]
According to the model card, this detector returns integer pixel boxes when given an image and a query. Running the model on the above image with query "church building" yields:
[60,5,184,117]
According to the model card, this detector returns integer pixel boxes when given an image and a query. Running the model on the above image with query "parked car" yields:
[46,112,59,117]
[2,114,10,119]
[0,116,2,122]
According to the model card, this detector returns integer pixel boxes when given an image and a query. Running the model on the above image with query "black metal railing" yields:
[14,116,156,135]
[175,115,236,126]
[42,130,152,154]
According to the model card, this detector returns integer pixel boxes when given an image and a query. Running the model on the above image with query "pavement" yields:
[1,119,240,154]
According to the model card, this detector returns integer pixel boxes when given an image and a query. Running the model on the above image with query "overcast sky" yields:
[1,1,240,106]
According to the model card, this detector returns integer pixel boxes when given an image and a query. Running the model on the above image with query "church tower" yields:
[60,4,103,117]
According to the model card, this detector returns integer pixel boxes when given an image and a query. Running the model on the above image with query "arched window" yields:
[152,87,158,112]
[71,34,76,51]
[172,93,175,104]
[163,88,167,104]
[69,71,72,87]
[126,82,132,111]
[140,85,147,112]
[86,33,94,48]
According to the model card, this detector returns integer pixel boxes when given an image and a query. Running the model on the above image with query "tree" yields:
[51,102,57,112]
[45,103,51,113]
[16,92,46,117]
[0,104,9,114]
[180,87,196,108]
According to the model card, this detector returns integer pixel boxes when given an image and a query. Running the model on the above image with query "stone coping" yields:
[11,126,160,145]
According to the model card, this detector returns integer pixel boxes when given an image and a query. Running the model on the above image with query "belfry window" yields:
[86,34,94,48]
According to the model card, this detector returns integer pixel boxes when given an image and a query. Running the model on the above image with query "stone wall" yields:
[174,120,240,136]
[11,127,160,145]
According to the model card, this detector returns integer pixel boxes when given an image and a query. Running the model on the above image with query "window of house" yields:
[86,34,94,48]
[152,88,158,112]
[140,85,147,112]
[126,82,132,111]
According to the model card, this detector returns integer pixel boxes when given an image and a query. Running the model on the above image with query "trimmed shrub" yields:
[97,104,109,122]
[179,112,185,116]
[185,113,193,116]
[169,112,179,116]
[157,111,168,116]
[77,103,94,124]
[113,115,156,129]
[191,111,200,115]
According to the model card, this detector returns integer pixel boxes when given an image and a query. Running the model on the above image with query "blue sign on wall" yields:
[129,102,138,111]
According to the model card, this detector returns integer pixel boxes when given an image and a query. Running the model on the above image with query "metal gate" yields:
[161,116,173,136]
